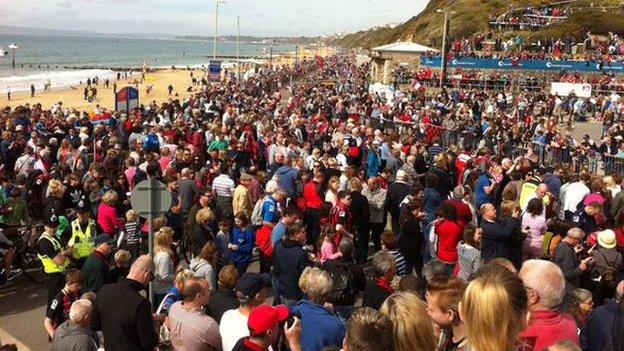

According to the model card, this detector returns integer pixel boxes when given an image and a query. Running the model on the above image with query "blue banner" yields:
[209,60,222,82]
[421,57,624,74]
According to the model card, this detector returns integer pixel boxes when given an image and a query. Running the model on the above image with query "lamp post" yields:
[8,44,19,70]
[436,9,455,88]
[236,15,240,82]
[213,0,226,59]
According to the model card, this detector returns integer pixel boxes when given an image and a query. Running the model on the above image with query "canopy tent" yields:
[372,41,439,54]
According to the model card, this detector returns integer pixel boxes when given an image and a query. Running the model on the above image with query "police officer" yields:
[68,199,98,268]
[38,211,73,305]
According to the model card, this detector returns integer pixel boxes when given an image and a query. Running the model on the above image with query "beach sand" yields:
[0,69,205,112]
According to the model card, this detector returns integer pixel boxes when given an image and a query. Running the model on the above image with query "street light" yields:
[213,0,226,59]
[8,43,19,69]
[236,15,240,82]
[436,9,455,88]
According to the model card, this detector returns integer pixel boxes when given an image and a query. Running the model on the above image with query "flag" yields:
[315,55,325,68]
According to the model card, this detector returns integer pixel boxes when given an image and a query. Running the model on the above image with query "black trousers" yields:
[304,208,322,248]
[355,229,370,264]
[45,272,65,306]
[259,253,272,274]
[370,222,385,252]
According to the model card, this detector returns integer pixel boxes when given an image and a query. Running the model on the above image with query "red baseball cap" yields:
[248,305,290,336]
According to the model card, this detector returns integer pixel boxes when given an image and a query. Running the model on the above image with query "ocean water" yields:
[0,34,295,92]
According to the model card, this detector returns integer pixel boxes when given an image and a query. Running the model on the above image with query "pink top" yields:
[522,212,547,248]
[125,167,137,190]
[319,240,342,264]
[97,203,124,236]
[159,156,171,173]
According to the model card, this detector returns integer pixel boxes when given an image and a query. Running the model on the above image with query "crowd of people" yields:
[0,50,624,351]
[489,5,570,31]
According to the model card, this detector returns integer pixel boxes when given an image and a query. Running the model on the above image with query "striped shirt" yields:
[212,175,235,197]
[388,249,409,276]
[125,220,141,245]
[168,301,222,351]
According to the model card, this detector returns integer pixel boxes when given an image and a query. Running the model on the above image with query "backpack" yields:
[324,261,357,306]
[601,253,620,286]
[251,195,268,227]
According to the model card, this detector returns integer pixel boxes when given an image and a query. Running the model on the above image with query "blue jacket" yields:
[274,239,310,300]
[423,187,443,225]
[274,165,299,197]
[290,300,345,351]
[230,226,255,266]
[580,298,618,351]
[367,151,380,178]
[475,173,493,207]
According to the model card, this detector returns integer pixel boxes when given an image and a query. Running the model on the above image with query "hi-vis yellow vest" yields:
[68,219,95,259]
[37,234,70,274]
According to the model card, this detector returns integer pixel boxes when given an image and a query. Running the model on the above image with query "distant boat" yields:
[8,43,18,50]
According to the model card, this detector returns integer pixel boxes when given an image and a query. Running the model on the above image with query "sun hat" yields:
[597,229,617,249]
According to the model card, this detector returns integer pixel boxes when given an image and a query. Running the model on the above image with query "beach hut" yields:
[370,41,439,84]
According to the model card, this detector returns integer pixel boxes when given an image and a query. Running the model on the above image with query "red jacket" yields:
[435,219,463,264]
[256,225,274,258]
[519,310,579,351]
[303,180,323,210]
[444,199,473,226]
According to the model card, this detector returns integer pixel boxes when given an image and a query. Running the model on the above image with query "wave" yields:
[0,69,117,92]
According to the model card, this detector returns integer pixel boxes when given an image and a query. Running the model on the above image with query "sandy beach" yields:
[0,68,206,112]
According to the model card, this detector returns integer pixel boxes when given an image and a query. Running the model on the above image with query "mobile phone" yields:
[286,311,302,329]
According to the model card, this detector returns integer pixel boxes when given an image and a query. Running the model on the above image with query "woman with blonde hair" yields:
[153,226,176,306]
[157,267,195,316]
[380,291,436,351]
[189,241,218,289]
[604,175,621,198]
[97,190,124,236]
[461,268,528,351]
[325,175,340,206]
[193,207,215,253]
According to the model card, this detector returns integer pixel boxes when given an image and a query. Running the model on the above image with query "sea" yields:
[0,34,296,92]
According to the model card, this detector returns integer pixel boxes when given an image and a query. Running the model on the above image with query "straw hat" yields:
[597,229,617,249]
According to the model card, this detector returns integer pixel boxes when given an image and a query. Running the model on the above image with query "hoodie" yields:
[190,257,217,290]
[274,165,299,197]
[50,320,97,351]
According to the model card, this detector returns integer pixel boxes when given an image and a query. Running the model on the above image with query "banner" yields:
[115,86,139,113]
[551,82,592,98]
[421,57,624,74]
[209,60,222,82]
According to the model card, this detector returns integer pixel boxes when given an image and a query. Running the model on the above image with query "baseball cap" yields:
[43,211,60,228]
[247,305,290,336]
[235,273,271,300]
[91,234,114,246]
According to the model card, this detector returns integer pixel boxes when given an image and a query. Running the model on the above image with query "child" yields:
[229,213,255,276]
[44,269,83,339]
[215,220,231,271]
[124,209,141,261]
[318,227,343,264]
[381,231,409,276]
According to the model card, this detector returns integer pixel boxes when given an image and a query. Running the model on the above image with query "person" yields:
[460,267,528,351]
[123,209,141,260]
[348,177,370,255]
[569,288,593,328]
[362,250,396,310]
[274,223,310,305]
[271,206,298,246]
[213,165,235,221]
[92,255,158,351]
[231,304,300,351]
[591,229,623,298]
[329,190,353,248]
[233,173,254,217]
[581,280,624,351]
[318,227,342,264]
[456,224,483,281]
[44,269,83,339]
[522,197,547,259]
[158,268,195,317]
[571,201,602,234]
[425,276,468,351]
[230,213,255,276]
[321,237,366,319]
[479,202,521,263]
[362,177,386,257]
[167,277,222,351]
[381,231,409,276]
[38,210,72,305]
[256,187,284,274]
[291,267,345,351]
[81,235,114,293]
[519,259,579,350]
[190,241,218,290]
[220,273,270,351]
[30,83,35,98]
[434,202,463,274]
[194,208,215,253]
[303,169,324,246]
[385,170,411,233]
[206,265,240,323]
[50,299,98,351]
[341,307,394,351]
[96,190,124,237]
[553,228,592,291]
[154,226,176,306]
[380,292,437,351]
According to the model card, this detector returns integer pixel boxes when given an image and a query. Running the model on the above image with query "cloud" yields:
[0,0,429,36]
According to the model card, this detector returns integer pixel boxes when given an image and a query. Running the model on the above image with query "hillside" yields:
[333,0,624,49]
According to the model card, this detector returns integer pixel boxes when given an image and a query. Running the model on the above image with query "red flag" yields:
[315,55,325,68]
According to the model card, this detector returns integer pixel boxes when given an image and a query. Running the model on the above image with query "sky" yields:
[0,0,428,37]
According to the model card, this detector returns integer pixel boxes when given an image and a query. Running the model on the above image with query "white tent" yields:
[372,41,439,54]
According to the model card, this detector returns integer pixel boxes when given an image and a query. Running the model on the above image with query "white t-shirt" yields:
[219,308,249,351]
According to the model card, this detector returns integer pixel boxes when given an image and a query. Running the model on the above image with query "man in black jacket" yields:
[273,223,311,306]
[348,178,370,258]
[479,203,521,263]
[92,254,157,351]
[553,227,591,291]
[384,170,411,233]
